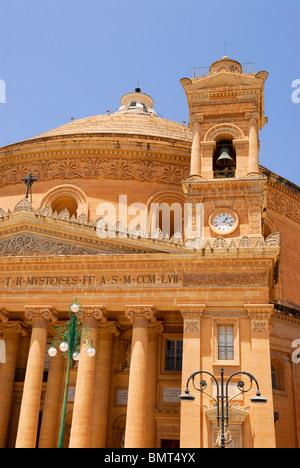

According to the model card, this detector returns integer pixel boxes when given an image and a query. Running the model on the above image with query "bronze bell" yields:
[216,146,234,168]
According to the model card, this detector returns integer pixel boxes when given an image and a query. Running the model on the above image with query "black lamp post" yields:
[179,367,267,449]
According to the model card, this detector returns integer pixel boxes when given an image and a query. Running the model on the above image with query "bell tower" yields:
[181,56,269,240]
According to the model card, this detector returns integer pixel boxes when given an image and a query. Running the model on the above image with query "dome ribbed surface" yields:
[29,113,192,142]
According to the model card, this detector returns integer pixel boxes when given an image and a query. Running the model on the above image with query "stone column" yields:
[69,306,106,448]
[15,307,57,448]
[190,117,203,176]
[244,304,276,448]
[90,322,119,448]
[246,112,260,175]
[38,324,66,448]
[124,305,156,448]
[145,321,164,448]
[0,322,28,448]
[178,304,206,448]
[200,141,216,179]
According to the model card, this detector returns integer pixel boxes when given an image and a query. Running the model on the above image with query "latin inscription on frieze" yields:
[0,270,268,290]
[0,273,182,290]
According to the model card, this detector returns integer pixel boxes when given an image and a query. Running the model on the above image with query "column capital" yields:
[149,321,164,339]
[178,304,206,319]
[0,321,29,338]
[245,111,260,122]
[24,306,58,326]
[125,305,156,324]
[190,114,204,125]
[77,305,107,324]
[200,140,216,151]
[244,304,274,334]
[98,321,120,337]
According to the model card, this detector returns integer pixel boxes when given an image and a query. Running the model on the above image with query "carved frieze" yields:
[183,271,268,287]
[0,234,100,256]
[267,188,300,225]
[0,158,190,187]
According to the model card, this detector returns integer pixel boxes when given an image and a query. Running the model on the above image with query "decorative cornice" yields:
[244,303,274,319]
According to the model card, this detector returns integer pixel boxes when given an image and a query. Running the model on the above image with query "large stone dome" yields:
[27,112,192,144]
[22,88,191,145]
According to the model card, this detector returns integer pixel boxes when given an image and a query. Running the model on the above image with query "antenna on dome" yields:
[135,79,141,93]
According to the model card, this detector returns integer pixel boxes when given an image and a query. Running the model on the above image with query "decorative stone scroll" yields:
[24,306,58,328]
[0,321,28,339]
[98,321,120,337]
[0,234,99,257]
[77,305,107,323]
[125,305,157,325]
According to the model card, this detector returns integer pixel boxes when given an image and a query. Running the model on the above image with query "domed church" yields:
[0,57,299,449]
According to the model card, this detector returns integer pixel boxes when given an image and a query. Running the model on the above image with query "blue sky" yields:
[0,0,299,185]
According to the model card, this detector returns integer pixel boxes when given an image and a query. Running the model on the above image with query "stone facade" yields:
[0,58,299,448]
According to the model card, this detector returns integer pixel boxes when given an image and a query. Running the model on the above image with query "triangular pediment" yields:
[0,200,186,256]
[186,72,264,93]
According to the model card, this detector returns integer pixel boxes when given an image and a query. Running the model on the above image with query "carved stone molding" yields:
[0,234,99,257]
[183,271,268,288]
[13,198,34,213]
[267,188,300,225]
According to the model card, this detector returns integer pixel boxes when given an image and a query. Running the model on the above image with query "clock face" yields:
[212,212,236,233]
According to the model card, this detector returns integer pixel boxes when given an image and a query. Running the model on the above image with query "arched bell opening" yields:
[213,140,236,179]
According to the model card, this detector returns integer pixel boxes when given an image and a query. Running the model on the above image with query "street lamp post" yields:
[48,298,96,448]
[179,367,267,449]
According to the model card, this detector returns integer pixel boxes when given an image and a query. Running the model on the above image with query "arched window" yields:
[39,184,88,220]
[271,358,285,391]
[146,190,185,238]
[51,195,78,218]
